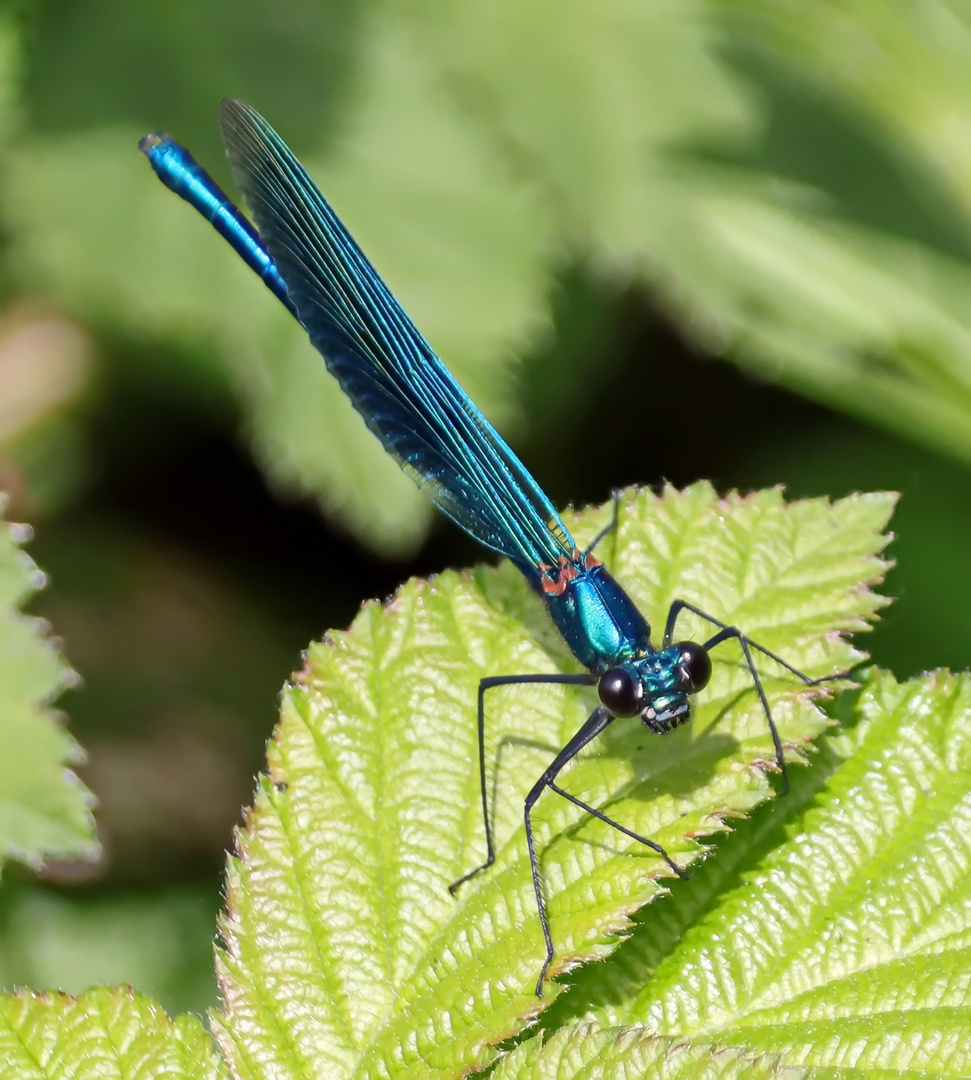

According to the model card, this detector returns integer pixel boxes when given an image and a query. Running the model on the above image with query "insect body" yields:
[141,102,831,995]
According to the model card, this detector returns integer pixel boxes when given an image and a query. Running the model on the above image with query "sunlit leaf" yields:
[494,1025,797,1079]
[0,986,227,1080]
[499,668,971,1077]
[212,485,892,1078]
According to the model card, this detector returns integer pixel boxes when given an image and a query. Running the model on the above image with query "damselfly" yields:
[141,101,836,995]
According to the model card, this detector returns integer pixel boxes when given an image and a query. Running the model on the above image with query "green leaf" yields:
[211,484,892,1078]
[0,500,96,867]
[498,667,971,1077]
[494,1025,800,1079]
[0,985,227,1080]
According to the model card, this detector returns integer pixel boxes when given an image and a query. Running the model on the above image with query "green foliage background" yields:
[0,0,969,1074]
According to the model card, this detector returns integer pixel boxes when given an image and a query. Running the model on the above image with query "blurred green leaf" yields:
[501,668,971,1077]
[711,0,971,209]
[7,11,553,554]
[0,985,227,1080]
[211,485,891,1078]
[0,500,96,867]
[24,0,360,158]
[7,1,971,553]
[0,883,219,1019]
[410,0,971,471]
[14,2,971,552]
[410,0,753,250]
[692,1,971,458]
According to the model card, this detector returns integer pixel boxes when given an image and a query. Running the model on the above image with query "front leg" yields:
[525,706,690,996]
[449,672,594,894]
[663,598,851,795]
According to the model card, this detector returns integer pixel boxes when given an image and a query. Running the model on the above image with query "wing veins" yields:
[220,101,575,567]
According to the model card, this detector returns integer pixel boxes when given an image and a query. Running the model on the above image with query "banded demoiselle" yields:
[140,101,838,996]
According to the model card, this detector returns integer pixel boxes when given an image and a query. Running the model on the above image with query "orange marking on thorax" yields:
[540,553,582,596]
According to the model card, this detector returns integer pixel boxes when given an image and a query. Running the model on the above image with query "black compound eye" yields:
[598,666,641,717]
[676,641,712,694]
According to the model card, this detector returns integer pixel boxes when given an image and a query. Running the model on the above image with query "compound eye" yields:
[598,666,641,717]
[676,641,712,694]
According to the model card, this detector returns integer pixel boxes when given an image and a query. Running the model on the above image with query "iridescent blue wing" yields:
[218,100,574,573]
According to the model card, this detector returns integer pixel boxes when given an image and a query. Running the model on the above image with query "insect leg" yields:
[663,599,850,795]
[583,490,623,558]
[525,705,688,996]
[449,672,594,894]
[663,600,846,684]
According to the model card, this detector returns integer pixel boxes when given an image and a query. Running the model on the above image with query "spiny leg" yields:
[663,598,849,796]
[584,489,623,558]
[525,706,689,997]
[449,672,594,894]
[663,599,847,684]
